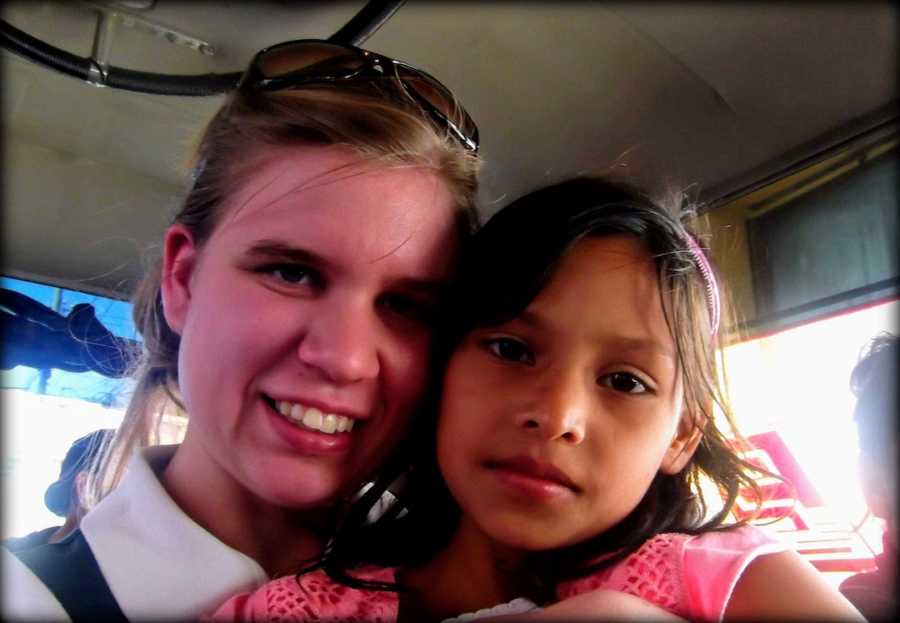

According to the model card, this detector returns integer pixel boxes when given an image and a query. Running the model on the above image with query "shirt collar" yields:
[81,445,268,620]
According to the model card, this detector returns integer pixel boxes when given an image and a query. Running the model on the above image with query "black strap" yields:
[12,529,128,623]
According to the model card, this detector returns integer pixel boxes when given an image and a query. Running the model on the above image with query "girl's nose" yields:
[295,302,380,384]
[515,367,588,444]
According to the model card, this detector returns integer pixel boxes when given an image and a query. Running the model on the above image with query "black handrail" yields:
[0,0,406,96]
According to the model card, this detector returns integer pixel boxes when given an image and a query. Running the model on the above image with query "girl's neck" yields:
[398,516,528,622]
[161,435,330,578]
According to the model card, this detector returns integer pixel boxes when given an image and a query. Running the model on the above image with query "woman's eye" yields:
[600,372,649,394]
[484,338,534,365]
[267,264,312,285]
[381,294,436,325]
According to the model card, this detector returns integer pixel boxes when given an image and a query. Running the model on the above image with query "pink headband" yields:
[683,232,720,339]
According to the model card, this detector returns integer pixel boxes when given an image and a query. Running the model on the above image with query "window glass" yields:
[747,151,898,324]
[2,276,138,405]
[705,139,898,587]
[722,300,897,587]
[2,276,186,539]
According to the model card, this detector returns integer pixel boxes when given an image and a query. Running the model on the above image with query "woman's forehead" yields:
[221,145,385,220]
[216,145,449,233]
[202,146,458,275]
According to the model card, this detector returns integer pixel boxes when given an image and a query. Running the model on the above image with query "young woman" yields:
[210,177,864,622]
[2,39,481,622]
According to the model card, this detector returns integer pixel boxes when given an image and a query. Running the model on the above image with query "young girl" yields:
[210,177,863,621]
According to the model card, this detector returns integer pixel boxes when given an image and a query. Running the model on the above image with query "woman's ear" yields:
[660,408,703,475]
[160,223,198,336]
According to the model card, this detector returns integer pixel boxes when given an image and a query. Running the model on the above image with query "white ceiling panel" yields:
[2,0,897,297]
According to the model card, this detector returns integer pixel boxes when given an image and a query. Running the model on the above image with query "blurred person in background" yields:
[840,333,898,621]
[4,429,114,552]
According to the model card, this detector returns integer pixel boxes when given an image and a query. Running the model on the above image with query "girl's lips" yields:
[264,397,353,456]
[484,456,579,501]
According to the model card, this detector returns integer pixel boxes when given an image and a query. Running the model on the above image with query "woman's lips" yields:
[263,396,353,455]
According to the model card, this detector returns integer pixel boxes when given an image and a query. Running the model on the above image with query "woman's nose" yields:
[295,301,380,384]
[515,368,588,444]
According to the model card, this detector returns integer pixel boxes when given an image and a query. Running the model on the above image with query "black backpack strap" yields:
[12,529,128,623]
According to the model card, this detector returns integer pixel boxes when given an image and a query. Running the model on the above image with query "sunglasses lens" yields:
[247,41,478,151]
[396,67,478,142]
[255,42,362,80]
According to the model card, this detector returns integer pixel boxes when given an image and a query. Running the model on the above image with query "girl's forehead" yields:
[525,236,674,348]
[546,236,657,296]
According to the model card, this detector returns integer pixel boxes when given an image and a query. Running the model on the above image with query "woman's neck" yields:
[398,516,527,622]
[161,435,330,578]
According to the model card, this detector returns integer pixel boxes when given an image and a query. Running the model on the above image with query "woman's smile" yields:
[164,145,459,509]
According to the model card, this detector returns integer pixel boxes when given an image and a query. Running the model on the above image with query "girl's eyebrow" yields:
[603,336,675,361]
[514,310,675,360]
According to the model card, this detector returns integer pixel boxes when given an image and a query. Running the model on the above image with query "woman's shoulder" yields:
[208,566,400,622]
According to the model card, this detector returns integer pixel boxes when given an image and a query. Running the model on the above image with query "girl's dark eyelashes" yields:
[256,262,320,287]
[599,371,653,395]
[481,336,535,365]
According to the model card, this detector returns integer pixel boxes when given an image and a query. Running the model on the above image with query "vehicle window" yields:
[706,140,898,588]
[1,276,186,538]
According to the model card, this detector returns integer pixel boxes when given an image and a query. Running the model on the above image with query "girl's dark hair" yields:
[313,176,779,600]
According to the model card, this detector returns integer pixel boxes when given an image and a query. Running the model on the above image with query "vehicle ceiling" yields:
[2,1,898,299]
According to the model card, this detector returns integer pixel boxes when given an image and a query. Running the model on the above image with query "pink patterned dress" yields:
[558,525,786,621]
[209,526,784,622]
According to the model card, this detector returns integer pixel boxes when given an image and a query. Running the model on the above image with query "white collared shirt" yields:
[2,445,269,621]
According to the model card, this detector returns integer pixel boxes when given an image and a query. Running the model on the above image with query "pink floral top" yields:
[558,526,786,621]
[208,526,784,622]
[208,566,398,622]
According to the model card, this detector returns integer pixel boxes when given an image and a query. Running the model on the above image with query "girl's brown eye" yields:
[600,372,648,394]
[484,337,534,365]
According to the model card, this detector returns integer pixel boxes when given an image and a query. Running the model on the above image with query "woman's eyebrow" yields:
[245,240,330,268]
[246,240,449,294]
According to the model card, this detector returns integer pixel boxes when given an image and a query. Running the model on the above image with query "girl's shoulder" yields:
[557,525,787,620]
[208,566,399,622]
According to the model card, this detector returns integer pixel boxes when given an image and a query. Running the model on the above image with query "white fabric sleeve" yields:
[1,546,71,622]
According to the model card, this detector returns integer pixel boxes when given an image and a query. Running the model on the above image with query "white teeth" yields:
[273,400,355,434]
[303,407,323,429]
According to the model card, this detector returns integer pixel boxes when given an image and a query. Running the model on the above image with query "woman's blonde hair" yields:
[84,83,481,507]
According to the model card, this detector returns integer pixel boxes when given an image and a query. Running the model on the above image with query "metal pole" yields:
[36,287,62,395]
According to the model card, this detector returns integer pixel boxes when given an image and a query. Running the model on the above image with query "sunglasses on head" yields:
[238,39,479,153]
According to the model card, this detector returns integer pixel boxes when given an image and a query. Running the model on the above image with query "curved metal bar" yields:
[0,0,407,96]
[329,0,407,46]
[1,18,240,95]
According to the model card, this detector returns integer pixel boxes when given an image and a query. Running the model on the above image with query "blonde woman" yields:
[3,39,481,622]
